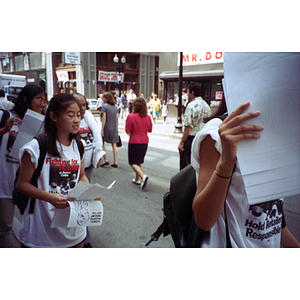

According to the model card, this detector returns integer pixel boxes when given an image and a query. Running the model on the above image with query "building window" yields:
[97,52,108,67]
[57,53,63,67]
[14,55,24,71]
[125,54,137,70]
[210,80,223,101]
[166,80,192,103]
[1,56,10,72]
[30,52,42,70]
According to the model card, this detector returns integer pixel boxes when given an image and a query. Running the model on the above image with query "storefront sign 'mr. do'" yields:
[178,52,223,66]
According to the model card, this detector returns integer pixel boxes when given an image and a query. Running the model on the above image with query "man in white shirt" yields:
[177,83,211,170]
[127,89,136,114]
[0,90,14,110]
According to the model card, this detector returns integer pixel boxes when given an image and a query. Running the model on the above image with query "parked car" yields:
[87,99,97,110]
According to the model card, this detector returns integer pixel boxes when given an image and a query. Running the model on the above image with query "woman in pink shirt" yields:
[125,97,152,189]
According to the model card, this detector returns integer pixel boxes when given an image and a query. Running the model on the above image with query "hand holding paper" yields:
[51,180,116,228]
[218,102,264,170]
[68,180,116,200]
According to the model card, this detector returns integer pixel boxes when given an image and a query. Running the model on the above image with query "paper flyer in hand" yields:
[51,180,116,228]
[223,52,300,204]
[11,109,45,158]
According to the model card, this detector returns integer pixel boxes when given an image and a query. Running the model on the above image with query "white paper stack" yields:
[223,52,300,204]
[10,109,45,158]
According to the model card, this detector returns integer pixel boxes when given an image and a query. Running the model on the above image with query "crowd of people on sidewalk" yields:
[0,86,154,248]
[1,80,299,248]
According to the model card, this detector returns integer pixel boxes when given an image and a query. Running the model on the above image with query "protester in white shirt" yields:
[191,98,300,248]
[17,93,101,248]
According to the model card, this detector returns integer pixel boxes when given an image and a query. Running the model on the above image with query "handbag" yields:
[117,135,122,147]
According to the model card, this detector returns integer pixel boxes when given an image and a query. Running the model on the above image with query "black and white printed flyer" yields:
[51,180,115,228]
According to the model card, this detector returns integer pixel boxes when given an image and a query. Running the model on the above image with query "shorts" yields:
[128,143,148,165]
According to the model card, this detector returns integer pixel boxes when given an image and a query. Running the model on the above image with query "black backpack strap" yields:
[224,205,232,248]
[0,110,10,147]
[28,134,47,214]
[75,138,84,160]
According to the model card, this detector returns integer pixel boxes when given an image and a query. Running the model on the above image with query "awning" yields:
[159,69,224,79]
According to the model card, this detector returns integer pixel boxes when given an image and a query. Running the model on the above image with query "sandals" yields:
[100,162,118,168]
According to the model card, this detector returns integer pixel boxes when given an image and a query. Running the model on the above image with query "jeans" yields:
[0,198,15,248]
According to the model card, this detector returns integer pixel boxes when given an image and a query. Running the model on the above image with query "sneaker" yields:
[132,179,140,185]
[140,175,148,189]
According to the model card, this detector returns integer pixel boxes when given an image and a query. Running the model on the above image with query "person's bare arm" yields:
[193,102,264,231]
[281,227,300,248]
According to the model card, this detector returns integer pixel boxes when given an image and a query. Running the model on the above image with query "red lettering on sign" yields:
[206,52,211,60]
[183,55,189,62]
[215,52,223,59]
[192,54,197,62]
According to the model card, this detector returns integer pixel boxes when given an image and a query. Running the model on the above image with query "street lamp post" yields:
[113,54,126,96]
[174,52,183,133]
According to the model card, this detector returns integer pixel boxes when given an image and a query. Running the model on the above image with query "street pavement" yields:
[12,114,300,247]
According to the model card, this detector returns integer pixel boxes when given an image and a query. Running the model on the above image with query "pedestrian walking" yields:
[96,93,103,117]
[0,85,46,248]
[149,94,161,124]
[125,97,152,189]
[177,82,211,170]
[121,92,128,119]
[127,89,136,114]
[101,92,119,168]
[17,93,101,248]
[181,88,189,121]
[161,100,168,125]
[74,92,105,248]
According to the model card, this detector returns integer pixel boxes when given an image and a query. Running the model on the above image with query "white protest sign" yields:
[223,52,300,204]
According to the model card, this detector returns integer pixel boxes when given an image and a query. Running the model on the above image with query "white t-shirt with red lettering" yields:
[79,110,104,169]
[19,138,86,248]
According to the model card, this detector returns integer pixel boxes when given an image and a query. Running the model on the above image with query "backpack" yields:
[145,114,232,248]
[145,164,207,248]
[0,109,10,147]
[13,134,84,215]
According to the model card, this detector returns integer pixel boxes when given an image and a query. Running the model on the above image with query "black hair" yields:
[204,94,227,123]
[44,93,81,158]
[188,82,202,97]
[12,85,44,119]
[0,90,5,97]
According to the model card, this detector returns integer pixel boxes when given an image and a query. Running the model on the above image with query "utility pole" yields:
[174,52,183,132]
